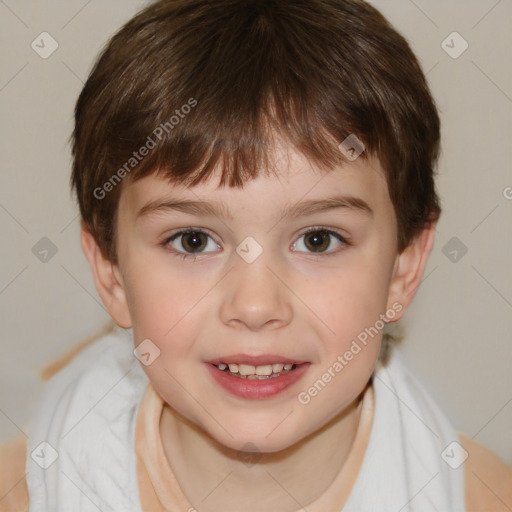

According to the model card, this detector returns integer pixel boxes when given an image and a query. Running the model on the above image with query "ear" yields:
[386,223,436,322]
[80,222,132,328]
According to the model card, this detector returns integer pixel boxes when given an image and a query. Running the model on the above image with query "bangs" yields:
[129,98,354,190]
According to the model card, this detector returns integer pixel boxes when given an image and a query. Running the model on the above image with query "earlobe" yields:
[386,223,436,321]
[80,223,132,328]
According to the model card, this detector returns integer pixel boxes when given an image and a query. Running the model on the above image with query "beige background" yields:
[0,0,511,466]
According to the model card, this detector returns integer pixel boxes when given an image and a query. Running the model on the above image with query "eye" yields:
[292,228,349,255]
[162,229,219,259]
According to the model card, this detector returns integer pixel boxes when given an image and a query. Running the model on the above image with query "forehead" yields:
[119,145,392,223]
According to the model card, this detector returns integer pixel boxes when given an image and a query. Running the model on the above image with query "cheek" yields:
[125,260,213,399]
[124,258,207,338]
[312,256,393,341]
[297,265,387,414]
[125,267,204,411]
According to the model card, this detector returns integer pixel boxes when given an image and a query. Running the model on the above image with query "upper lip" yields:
[206,354,308,366]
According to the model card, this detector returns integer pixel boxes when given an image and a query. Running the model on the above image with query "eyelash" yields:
[160,227,350,261]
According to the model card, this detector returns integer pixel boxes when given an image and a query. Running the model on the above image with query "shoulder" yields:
[0,323,118,512]
[460,432,512,512]
[0,435,28,512]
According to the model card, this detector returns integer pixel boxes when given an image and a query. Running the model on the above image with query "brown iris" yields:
[181,231,208,252]
[304,230,331,252]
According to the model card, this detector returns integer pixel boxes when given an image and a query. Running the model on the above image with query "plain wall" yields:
[0,0,511,465]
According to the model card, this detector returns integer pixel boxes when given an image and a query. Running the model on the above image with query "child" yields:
[1,0,511,510]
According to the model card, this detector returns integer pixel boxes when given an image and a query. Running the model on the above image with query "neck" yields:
[159,392,366,512]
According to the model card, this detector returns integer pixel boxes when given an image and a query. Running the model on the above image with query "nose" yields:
[218,250,293,331]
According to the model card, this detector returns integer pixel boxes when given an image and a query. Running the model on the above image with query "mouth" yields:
[205,356,310,399]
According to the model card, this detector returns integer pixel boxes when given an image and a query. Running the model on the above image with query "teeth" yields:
[255,365,273,376]
[238,364,256,376]
[217,362,297,377]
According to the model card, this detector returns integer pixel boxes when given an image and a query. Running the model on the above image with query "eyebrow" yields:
[136,194,373,221]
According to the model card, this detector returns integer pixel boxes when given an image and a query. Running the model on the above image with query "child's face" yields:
[108,144,409,452]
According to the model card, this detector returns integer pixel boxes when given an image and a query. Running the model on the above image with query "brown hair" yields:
[71,0,441,265]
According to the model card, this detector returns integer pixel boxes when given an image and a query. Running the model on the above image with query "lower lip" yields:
[205,363,310,399]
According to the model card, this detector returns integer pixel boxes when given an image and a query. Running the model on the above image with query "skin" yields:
[82,142,435,511]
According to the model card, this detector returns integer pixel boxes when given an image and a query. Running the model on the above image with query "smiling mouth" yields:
[213,362,300,379]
